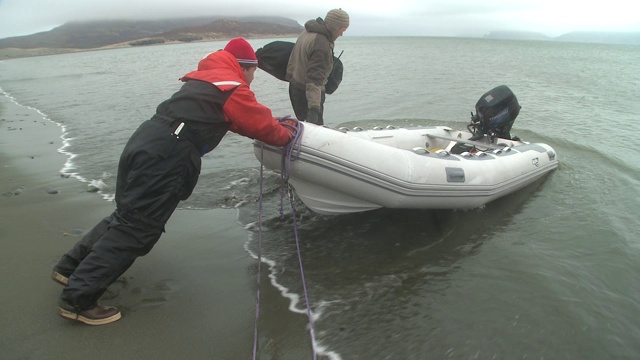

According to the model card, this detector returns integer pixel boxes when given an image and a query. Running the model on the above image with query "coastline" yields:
[0,91,312,358]
[0,34,298,60]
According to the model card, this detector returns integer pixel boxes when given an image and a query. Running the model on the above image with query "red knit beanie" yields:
[224,38,258,67]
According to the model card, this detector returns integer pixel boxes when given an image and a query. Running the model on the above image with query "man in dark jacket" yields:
[51,38,295,325]
[286,8,349,125]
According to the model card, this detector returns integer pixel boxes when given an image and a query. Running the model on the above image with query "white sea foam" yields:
[243,220,343,360]
[0,87,115,201]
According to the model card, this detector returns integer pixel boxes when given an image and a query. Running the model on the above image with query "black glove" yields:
[306,108,321,124]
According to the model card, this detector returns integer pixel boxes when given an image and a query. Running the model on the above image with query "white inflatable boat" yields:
[254,86,559,215]
[254,122,558,215]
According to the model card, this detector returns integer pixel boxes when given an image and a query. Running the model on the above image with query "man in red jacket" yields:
[51,38,295,325]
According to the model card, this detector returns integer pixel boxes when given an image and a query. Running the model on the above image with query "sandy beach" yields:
[0,96,311,359]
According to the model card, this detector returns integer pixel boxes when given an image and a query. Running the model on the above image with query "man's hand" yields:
[279,118,299,137]
[282,118,297,127]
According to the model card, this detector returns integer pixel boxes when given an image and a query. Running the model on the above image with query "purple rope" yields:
[278,116,304,219]
[288,182,318,360]
[252,143,265,360]
[279,120,304,183]
[278,119,317,359]
[253,118,316,359]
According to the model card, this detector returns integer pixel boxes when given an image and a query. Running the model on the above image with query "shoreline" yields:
[0,90,312,358]
[0,34,299,60]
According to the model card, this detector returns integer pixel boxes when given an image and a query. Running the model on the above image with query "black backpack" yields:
[325,53,343,95]
[255,41,343,95]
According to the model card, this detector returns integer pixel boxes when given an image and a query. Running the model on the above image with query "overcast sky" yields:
[1,0,638,40]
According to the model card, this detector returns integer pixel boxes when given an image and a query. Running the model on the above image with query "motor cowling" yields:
[469,85,521,140]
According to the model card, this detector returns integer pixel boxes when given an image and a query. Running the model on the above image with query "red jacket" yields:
[178,50,291,148]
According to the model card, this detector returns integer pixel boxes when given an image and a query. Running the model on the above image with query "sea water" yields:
[2,36,640,359]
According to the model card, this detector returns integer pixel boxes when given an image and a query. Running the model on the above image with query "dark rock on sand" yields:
[3,186,25,196]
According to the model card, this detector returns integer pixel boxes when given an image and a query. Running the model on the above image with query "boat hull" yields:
[254,123,558,215]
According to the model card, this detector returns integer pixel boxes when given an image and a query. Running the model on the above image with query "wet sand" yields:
[0,96,312,359]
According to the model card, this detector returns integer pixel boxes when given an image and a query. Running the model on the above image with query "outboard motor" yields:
[468,85,521,140]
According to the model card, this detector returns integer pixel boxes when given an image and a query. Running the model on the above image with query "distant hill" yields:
[484,30,640,45]
[3,17,637,60]
[483,31,551,41]
[0,16,303,59]
[555,31,640,45]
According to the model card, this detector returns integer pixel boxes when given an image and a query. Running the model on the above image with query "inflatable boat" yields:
[254,86,559,215]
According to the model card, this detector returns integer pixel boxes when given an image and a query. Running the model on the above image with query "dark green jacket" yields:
[285,18,334,111]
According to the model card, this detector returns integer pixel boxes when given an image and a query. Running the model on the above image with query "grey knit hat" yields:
[325,8,349,33]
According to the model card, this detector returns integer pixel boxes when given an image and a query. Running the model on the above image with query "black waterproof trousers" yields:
[57,118,201,310]
[288,83,325,125]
